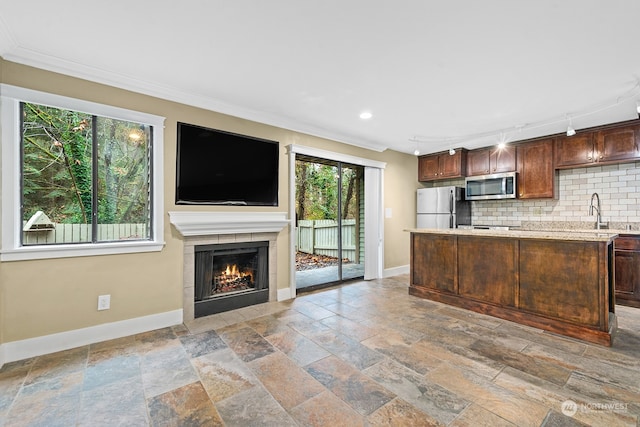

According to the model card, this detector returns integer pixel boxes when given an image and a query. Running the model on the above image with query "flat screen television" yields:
[176,122,279,206]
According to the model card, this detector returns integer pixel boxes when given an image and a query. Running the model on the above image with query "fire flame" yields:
[224,264,239,276]
[221,264,253,281]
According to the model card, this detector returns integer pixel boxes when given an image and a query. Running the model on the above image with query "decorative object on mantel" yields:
[168,211,289,236]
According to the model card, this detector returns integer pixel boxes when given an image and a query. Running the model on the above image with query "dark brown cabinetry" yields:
[555,123,640,169]
[457,236,517,306]
[466,145,516,176]
[409,231,615,346]
[516,138,555,199]
[418,149,467,181]
[555,134,594,168]
[519,240,603,326]
[411,233,457,293]
[614,235,640,308]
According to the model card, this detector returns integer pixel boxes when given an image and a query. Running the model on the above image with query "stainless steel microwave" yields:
[465,171,517,200]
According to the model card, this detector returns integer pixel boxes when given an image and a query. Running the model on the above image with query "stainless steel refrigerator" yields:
[416,186,471,229]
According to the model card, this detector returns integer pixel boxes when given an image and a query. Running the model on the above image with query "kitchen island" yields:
[408,228,617,346]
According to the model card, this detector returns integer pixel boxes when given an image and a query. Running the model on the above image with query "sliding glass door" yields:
[295,155,364,291]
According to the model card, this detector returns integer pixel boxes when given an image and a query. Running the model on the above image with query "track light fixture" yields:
[637,100,640,114]
[449,148,456,155]
[566,118,576,136]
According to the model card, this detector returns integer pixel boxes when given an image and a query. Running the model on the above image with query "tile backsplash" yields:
[428,160,640,229]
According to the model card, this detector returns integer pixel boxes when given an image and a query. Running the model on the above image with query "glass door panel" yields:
[340,164,364,281]
[294,156,364,291]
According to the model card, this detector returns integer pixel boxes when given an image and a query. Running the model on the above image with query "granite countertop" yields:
[405,228,618,242]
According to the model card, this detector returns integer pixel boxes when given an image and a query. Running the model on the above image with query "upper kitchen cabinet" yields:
[516,138,555,199]
[554,133,594,168]
[418,149,467,181]
[467,145,516,176]
[555,121,640,169]
[595,124,640,163]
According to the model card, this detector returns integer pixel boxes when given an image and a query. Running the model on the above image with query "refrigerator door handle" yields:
[449,191,454,228]
[449,191,454,214]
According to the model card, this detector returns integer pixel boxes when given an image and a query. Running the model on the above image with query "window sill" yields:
[0,240,165,261]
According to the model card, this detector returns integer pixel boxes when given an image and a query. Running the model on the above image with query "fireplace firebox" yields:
[194,241,269,317]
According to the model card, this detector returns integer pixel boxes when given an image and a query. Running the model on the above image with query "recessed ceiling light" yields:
[359,111,372,120]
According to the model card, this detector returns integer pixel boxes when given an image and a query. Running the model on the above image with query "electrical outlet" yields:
[98,294,111,311]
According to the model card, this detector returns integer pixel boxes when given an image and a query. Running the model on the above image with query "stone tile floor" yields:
[1,274,639,426]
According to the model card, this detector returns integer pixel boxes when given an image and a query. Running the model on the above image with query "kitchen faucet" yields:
[588,192,604,230]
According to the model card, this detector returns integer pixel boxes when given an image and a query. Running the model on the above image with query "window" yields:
[1,85,165,261]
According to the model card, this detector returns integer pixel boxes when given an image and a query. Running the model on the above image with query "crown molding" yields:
[1,47,389,153]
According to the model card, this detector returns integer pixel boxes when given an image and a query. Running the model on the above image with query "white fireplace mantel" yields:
[168,211,290,236]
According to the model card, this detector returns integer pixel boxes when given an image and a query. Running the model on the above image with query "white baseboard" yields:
[1,309,183,366]
[384,264,409,278]
[277,286,293,301]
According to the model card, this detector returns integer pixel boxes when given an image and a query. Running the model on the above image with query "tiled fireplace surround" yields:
[168,212,289,322]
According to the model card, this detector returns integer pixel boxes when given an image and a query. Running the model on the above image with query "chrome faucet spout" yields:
[589,192,602,229]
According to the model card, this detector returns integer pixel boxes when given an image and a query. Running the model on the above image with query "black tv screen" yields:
[176,122,279,206]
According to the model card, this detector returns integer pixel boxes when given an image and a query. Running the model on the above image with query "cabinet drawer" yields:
[615,236,640,251]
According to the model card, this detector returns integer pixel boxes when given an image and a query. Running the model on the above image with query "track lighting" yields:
[449,148,456,155]
[414,149,420,156]
[566,117,576,136]
[637,100,640,114]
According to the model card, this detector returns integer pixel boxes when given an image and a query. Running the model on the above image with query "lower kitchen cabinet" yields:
[457,236,517,306]
[411,233,456,293]
[409,230,615,346]
[615,235,640,308]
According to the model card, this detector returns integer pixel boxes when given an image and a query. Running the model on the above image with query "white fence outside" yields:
[296,219,358,262]
[22,223,148,245]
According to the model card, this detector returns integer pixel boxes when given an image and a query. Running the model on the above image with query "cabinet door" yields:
[517,139,555,199]
[411,233,456,293]
[491,145,517,173]
[615,251,639,295]
[467,149,491,176]
[519,240,601,327]
[440,151,464,178]
[596,125,640,163]
[458,236,517,306]
[418,155,440,181]
[555,134,595,168]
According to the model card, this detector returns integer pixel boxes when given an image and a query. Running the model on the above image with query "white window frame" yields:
[0,84,165,261]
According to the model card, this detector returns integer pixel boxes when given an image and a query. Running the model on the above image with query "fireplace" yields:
[168,211,289,323]
[194,241,269,317]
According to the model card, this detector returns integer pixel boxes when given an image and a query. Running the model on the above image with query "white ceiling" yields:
[1,1,640,155]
